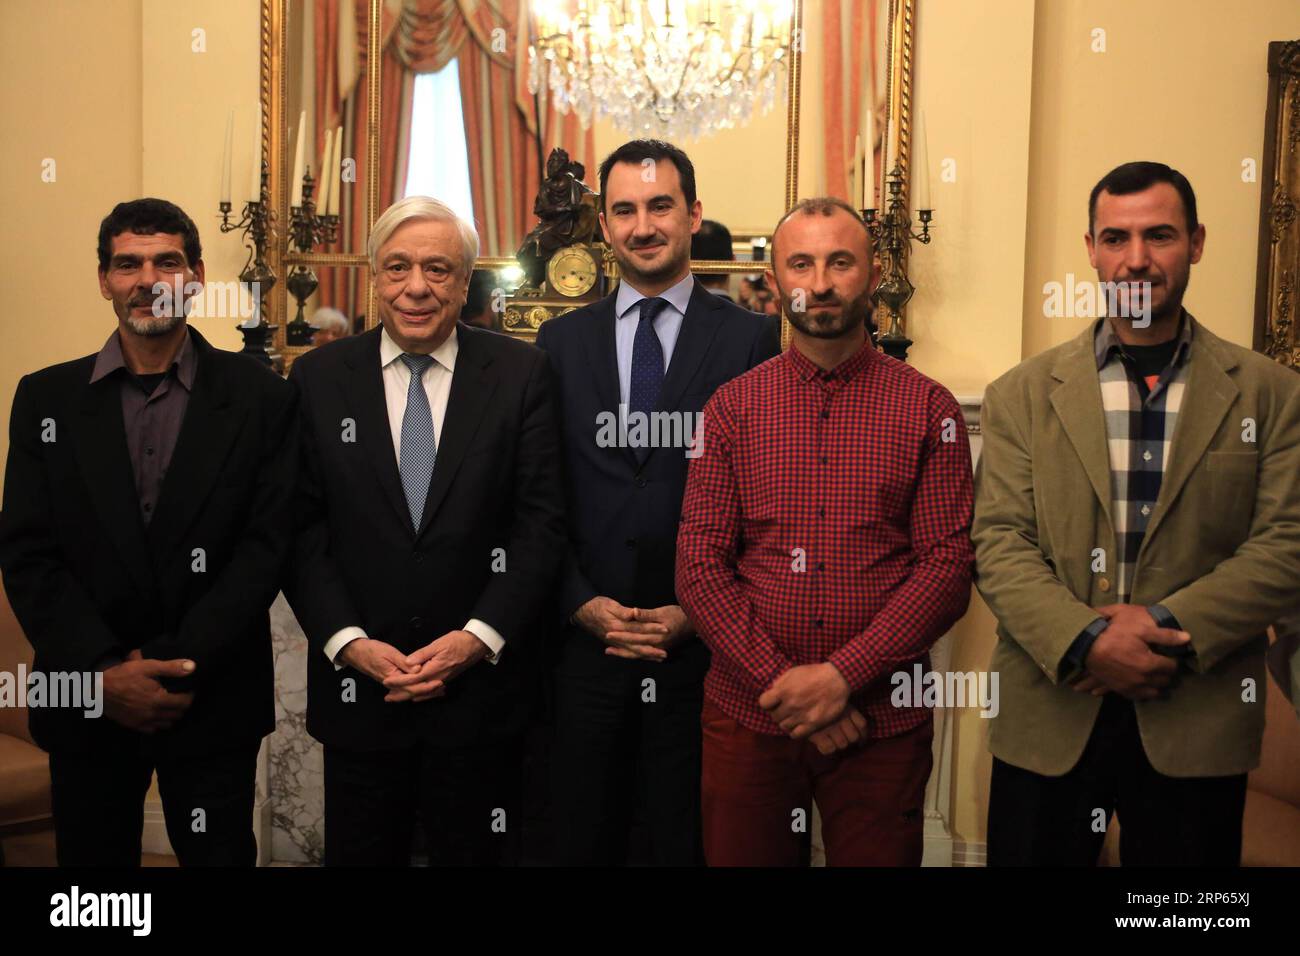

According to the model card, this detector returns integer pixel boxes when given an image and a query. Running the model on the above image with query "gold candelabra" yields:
[219,161,280,369]
[863,162,933,362]
[285,169,340,346]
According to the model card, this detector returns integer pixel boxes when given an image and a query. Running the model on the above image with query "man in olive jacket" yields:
[973,162,1300,866]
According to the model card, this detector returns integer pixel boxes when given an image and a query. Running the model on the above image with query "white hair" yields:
[310,307,350,334]
[367,195,479,276]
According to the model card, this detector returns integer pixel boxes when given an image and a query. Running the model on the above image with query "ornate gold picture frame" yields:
[1254,39,1300,369]
[257,0,919,356]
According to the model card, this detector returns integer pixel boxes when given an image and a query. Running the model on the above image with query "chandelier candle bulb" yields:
[220,110,233,206]
[248,101,262,202]
[914,110,931,211]
[290,110,306,208]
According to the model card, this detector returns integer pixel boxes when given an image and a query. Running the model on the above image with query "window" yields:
[404,59,474,224]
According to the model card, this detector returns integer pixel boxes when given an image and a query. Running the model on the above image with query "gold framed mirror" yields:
[257,0,919,357]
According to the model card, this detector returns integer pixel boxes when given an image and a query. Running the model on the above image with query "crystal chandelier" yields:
[528,1,793,142]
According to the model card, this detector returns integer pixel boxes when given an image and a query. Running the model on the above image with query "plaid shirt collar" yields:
[784,335,876,385]
[1093,310,1195,372]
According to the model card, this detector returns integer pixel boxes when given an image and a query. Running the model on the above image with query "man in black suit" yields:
[285,196,565,866]
[535,139,780,864]
[0,198,297,866]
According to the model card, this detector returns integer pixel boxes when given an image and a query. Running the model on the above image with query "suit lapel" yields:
[1048,329,1114,533]
[416,326,496,537]
[580,294,637,470]
[343,328,412,534]
[1142,333,1238,546]
[73,372,155,597]
[654,279,723,418]
[149,330,242,558]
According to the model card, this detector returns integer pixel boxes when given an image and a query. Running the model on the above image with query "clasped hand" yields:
[1071,604,1190,701]
[102,648,196,734]
[340,630,489,702]
[575,596,692,662]
[759,663,866,756]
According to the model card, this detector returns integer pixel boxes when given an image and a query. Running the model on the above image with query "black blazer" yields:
[284,324,566,751]
[0,327,297,755]
[534,278,780,673]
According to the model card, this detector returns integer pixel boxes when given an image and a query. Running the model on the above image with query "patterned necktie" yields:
[629,296,669,415]
[399,352,437,530]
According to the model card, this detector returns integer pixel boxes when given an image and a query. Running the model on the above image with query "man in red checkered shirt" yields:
[675,198,974,866]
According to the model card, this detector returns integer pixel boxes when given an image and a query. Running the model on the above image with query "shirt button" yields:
[145,447,155,456]
[143,502,152,512]
[816,507,825,518]
[412,552,424,563]
[821,410,830,419]
[1140,504,1151,516]
[635,476,647,488]
[819,456,828,465]
[817,562,826,571]
[1142,450,1152,462]
[813,619,823,629]
[1098,577,1111,593]
[409,616,422,628]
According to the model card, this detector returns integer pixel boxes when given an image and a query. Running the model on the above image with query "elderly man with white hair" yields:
[284,196,566,866]
[310,306,351,346]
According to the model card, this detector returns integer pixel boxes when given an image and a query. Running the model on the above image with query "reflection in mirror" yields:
[285,0,371,254]
[806,0,893,213]
[377,1,793,259]
[300,265,370,344]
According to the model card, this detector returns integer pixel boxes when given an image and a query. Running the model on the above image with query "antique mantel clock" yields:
[502,148,616,339]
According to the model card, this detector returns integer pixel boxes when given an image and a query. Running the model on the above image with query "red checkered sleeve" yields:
[676,383,796,692]
[826,387,974,691]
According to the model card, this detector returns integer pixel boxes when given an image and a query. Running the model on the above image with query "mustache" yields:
[627,236,666,249]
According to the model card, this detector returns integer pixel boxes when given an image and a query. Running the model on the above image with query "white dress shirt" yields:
[323,325,506,669]
[613,271,695,406]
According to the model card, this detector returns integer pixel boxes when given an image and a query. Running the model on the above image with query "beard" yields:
[122,303,186,337]
[782,286,873,340]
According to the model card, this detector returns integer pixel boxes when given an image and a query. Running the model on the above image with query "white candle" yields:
[248,101,263,202]
[914,110,931,211]
[291,110,306,208]
[879,114,890,207]
[860,30,874,209]
[328,126,343,216]
[220,110,233,205]
[317,130,333,215]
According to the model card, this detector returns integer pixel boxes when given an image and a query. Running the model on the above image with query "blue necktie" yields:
[629,297,669,414]
[399,353,437,530]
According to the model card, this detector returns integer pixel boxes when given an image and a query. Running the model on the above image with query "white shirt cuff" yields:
[324,626,368,671]
[464,619,505,664]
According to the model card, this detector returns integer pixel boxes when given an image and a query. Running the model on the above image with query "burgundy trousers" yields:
[701,698,934,866]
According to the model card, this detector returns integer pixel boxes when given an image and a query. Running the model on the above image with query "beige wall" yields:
[0,0,143,491]
[140,0,262,355]
[1020,0,1300,359]
[0,0,262,495]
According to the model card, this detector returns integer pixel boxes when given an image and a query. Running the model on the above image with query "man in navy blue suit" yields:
[535,139,780,864]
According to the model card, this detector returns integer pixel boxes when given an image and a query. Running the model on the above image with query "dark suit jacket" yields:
[0,327,297,755]
[284,324,566,751]
[534,278,780,675]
